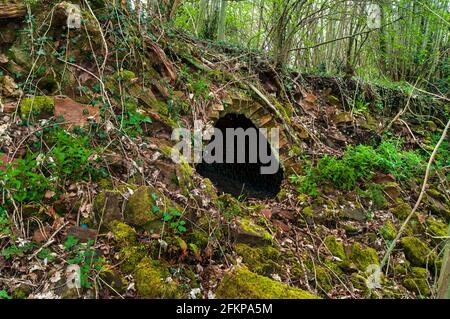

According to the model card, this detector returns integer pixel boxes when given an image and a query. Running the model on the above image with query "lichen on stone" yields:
[215,267,318,299]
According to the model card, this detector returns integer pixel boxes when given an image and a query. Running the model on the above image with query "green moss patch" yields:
[324,235,346,260]
[20,96,54,119]
[400,237,436,267]
[109,221,137,247]
[403,267,430,297]
[118,245,147,273]
[390,202,412,220]
[380,220,397,241]
[235,243,281,276]
[349,243,379,271]
[215,267,318,299]
[135,257,181,298]
[124,186,160,226]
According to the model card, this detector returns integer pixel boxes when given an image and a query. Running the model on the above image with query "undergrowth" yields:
[0,126,107,203]
[290,140,426,196]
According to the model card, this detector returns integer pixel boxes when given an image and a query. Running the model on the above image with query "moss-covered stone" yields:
[188,230,209,249]
[380,220,397,241]
[393,262,409,275]
[20,96,54,119]
[235,243,281,276]
[118,245,147,273]
[234,218,272,246]
[109,221,137,247]
[11,285,31,299]
[350,272,368,291]
[302,205,314,218]
[426,218,448,240]
[124,186,160,226]
[175,156,194,196]
[403,267,430,297]
[381,182,401,200]
[400,237,436,267]
[135,257,181,298]
[390,202,412,220]
[344,223,361,235]
[143,219,165,234]
[349,243,379,271]
[215,267,318,299]
[324,235,346,260]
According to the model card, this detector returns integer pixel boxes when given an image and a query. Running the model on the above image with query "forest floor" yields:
[0,2,449,299]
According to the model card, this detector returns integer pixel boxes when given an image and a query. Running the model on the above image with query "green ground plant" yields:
[64,236,104,289]
[290,140,426,196]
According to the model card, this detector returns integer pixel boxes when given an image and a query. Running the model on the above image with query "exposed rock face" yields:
[54,96,100,128]
[403,267,430,296]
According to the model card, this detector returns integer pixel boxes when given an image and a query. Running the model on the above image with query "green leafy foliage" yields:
[0,128,106,203]
[1,242,34,260]
[0,290,12,300]
[64,236,104,289]
[0,153,50,202]
[37,248,55,261]
[121,111,152,137]
[47,129,101,182]
[290,140,426,195]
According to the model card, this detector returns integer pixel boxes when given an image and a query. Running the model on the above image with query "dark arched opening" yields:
[196,113,283,199]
